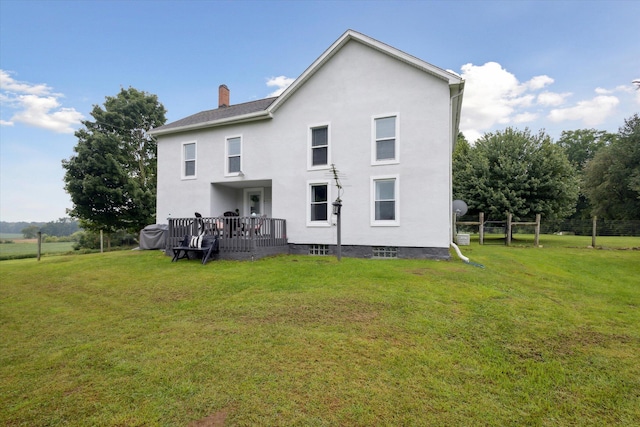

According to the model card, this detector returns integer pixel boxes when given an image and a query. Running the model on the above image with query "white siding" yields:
[156,38,455,249]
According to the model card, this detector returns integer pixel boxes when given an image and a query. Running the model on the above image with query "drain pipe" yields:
[449,86,466,262]
[450,241,469,263]
[448,85,477,266]
[451,241,484,268]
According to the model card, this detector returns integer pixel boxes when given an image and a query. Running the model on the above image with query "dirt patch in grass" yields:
[406,267,467,276]
[189,408,229,426]
[238,298,384,326]
[507,327,637,360]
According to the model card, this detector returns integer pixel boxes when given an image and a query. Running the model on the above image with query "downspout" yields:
[448,88,482,268]
[449,88,466,261]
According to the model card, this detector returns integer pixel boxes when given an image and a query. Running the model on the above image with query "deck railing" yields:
[167,216,287,254]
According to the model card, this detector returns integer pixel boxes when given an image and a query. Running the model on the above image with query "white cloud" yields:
[537,91,571,106]
[266,75,295,97]
[595,87,612,95]
[525,75,554,90]
[0,69,52,95]
[0,69,83,133]
[513,112,538,123]
[458,62,553,141]
[548,95,619,126]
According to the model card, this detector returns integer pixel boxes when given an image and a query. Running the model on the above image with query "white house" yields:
[151,30,464,259]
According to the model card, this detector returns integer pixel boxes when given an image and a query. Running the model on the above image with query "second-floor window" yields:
[226,136,242,175]
[309,124,329,169]
[183,142,196,179]
[373,115,398,164]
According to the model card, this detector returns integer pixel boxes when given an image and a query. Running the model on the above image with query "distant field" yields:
[0,240,75,259]
[0,233,23,240]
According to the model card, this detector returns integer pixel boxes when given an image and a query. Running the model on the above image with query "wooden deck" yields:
[166,216,288,260]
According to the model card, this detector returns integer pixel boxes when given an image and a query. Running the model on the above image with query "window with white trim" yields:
[309,124,329,169]
[182,142,196,179]
[226,136,242,175]
[308,182,330,225]
[372,115,398,164]
[371,176,399,225]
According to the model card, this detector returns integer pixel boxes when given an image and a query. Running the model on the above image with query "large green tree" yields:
[453,128,579,221]
[583,114,640,220]
[556,129,614,219]
[62,88,167,233]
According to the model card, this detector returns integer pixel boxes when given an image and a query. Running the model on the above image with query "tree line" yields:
[453,114,640,222]
[0,218,79,238]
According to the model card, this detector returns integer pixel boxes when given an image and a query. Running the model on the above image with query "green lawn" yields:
[1,235,638,426]
[0,241,75,259]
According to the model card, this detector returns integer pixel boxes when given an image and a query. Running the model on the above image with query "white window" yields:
[308,181,331,226]
[309,124,330,169]
[372,114,399,164]
[226,136,242,175]
[182,142,196,179]
[371,175,399,226]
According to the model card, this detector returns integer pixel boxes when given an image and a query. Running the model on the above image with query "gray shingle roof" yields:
[152,97,277,134]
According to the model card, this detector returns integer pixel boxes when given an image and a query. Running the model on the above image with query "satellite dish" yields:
[452,200,468,217]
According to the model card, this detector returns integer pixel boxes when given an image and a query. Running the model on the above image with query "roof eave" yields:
[450,81,465,147]
[150,110,273,136]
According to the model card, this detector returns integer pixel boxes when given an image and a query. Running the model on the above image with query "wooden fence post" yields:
[479,212,484,245]
[506,212,512,246]
[534,213,541,247]
[592,216,597,247]
[37,231,42,261]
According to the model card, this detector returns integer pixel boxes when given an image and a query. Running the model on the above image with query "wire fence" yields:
[541,219,640,237]
[457,216,640,237]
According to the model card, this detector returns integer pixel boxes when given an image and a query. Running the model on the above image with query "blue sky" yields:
[1,0,638,222]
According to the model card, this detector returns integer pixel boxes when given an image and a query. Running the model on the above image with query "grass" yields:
[0,241,75,259]
[0,233,75,260]
[1,234,639,426]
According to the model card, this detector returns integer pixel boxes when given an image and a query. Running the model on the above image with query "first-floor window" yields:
[227,136,241,174]
[310,183,328,222]
[183,142,196,178]
[372,176,399,224]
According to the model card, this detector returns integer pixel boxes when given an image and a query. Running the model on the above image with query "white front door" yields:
[244,188,264,216]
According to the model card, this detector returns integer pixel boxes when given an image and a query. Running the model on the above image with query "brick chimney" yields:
[218,84,229,108]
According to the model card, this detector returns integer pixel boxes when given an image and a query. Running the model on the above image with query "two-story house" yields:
[151,29,464,259]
